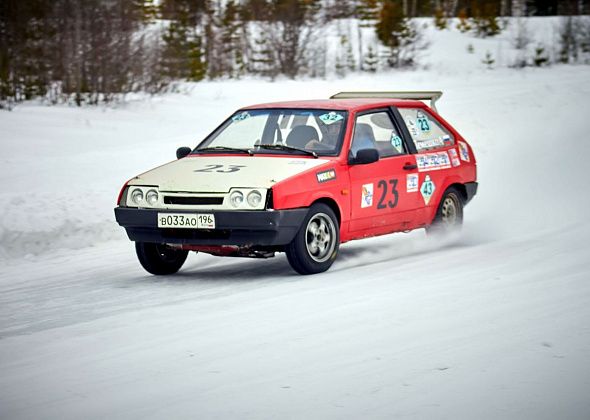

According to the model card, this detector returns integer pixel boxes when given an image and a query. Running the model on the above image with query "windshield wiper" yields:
[257,144,317,158]
[195,146,253,155]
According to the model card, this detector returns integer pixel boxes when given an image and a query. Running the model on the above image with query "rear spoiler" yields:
[330,91,443,112]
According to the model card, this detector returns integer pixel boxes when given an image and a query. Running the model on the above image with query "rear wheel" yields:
[135,242,188,275]
[286,203,340,275]
[427,187,464,235]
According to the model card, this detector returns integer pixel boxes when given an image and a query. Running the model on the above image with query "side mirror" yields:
[176,147,192,159]
[350,148,379,165]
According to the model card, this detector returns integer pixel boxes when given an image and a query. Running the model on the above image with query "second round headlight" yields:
[247,190,262,207]
[146,189,159,206]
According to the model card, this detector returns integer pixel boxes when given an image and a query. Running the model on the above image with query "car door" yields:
[347,109,424,236]
[396,106,460,225]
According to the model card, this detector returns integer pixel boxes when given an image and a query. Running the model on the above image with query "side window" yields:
[398,107,455,152]
[350,111,406,159]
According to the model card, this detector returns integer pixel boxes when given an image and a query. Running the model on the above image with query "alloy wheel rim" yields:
[305,213,336,263]
[441,195,459,226]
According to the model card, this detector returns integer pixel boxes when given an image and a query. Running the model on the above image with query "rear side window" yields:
[351,111,406,159]
[398,108,455,152]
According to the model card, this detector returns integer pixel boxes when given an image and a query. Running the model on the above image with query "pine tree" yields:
[357,0,380,27]
[19,15,50,100]
[482,51,495,69]
[160,3,206,82]
[220,0,246,78]
[558,17,578,64]
[434,7,447,30]
[267,0,321,79]
[456,8,471,33]
[346,39,357,72]
[136,0,158,23]
[335,34,356,77]
[187,34,206,81]
[472,2,501,37]
[248,29,276,78]
[160,21,189,80]
[204,1,222,79]
[325,0,357,19]
[363,45,379,72]
[533,45,549,67]
[376,0,424,68]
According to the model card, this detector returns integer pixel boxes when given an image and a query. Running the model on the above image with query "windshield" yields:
[195,109,348,156]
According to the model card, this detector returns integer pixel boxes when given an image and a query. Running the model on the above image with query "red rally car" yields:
[115,91,477,275]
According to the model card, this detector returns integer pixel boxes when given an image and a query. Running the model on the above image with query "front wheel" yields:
[286,203,340,275]
[426,187,464,235]
[135,242,188,275]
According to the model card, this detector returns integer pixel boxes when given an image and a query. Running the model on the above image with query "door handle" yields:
[403,163,417,170]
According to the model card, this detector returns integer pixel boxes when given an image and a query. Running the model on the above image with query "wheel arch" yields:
[426,181,466,225]
[445,182,468,204]
[311,197,342,226]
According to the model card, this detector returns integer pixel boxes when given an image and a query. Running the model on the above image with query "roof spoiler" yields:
[330,91,443,112]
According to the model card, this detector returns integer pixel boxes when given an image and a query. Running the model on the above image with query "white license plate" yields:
[157,213,215,229]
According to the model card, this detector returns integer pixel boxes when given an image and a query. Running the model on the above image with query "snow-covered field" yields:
[1,18,590,419]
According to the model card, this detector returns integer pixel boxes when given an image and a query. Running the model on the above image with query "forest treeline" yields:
[0,0,588,107]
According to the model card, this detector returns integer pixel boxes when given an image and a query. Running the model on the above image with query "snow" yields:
[1,17,590,419]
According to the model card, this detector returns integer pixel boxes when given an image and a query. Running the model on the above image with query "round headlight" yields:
[247,190,262,207]
[130,188,144,205]
[230,190,244,208]
[146,189,159,206]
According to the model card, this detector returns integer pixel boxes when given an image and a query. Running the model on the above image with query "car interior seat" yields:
[286,125,319,149]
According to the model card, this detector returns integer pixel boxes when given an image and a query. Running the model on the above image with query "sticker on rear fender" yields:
[158,213,215,229]
[458,141,470,162]
[420,175,436,205]
[448,148,461,167]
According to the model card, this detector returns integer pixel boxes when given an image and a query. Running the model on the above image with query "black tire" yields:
[286,203,340,275]
[135,242,189,275]
[426,187,464,235]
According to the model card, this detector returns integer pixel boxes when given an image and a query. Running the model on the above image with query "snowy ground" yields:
[1,18,590,419]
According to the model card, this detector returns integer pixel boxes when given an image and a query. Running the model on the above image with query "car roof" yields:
[241,98,428,112]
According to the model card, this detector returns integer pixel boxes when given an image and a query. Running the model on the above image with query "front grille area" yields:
[164,196,224,205]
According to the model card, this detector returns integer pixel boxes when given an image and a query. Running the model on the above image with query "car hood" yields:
[128,155,330,192]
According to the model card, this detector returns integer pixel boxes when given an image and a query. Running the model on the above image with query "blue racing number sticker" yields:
[420,175,436,205]
[319,112,344,125]
[416,112,431,133]
[232,111,250,122]
[391,134,403,153]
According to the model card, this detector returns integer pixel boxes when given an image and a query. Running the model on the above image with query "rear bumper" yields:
[114,207,308,246]
[465,182,478,204]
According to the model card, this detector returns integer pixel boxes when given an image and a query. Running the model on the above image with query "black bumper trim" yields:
[465,182,478,204]
[114,207,308,246]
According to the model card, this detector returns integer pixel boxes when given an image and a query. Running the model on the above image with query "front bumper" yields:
[114,207,308,246]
